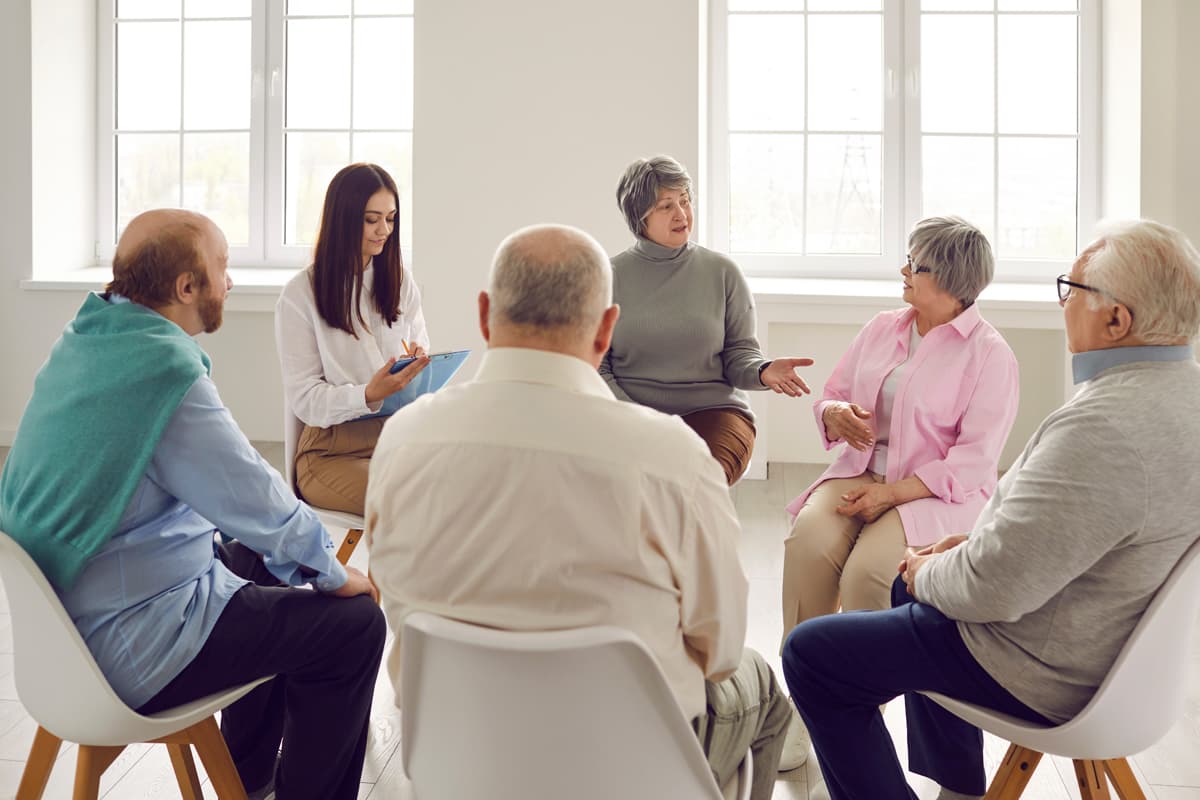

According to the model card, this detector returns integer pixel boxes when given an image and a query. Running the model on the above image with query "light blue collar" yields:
[1072,344,1194,384]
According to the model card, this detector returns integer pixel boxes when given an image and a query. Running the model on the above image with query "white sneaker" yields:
[777,707,810,773]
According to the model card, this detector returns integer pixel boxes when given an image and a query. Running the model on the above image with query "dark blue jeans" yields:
[781,576,1052,800]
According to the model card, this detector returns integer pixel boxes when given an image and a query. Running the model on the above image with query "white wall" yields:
[2,1,1198,465]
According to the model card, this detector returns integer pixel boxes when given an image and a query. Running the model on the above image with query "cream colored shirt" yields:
[275,262,429,428]
[366,347,748,719]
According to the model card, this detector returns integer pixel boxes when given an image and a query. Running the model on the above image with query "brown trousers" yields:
[294,417,386,516]
[780,473,908,647]
[682,408,757,486]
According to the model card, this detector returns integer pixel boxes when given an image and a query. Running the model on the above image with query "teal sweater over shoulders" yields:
[0,293,210,589]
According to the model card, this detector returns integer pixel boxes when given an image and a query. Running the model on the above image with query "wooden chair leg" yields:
[72,744,125,800]
[185,716,249,800]
[1074,759,1113,800]
[335,528,362,565]
[166,742,204,800]
[985,744,1044,799]
[16,726,63,800]
[1102,758,1147,800]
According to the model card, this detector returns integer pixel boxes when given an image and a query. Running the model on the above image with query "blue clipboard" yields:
[365,349,471,418]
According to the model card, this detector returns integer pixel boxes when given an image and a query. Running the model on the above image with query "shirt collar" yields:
[473,347,615,400]
[1072,344,1195,384]
[896,302,981,338]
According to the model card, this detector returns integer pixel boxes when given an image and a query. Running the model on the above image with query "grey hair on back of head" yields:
[616,155,694,238]
[907,216,995,307]
[489,224,612,339]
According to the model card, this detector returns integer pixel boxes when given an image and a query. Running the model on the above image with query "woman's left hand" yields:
[760,357,815,397]
[835,482,897,523]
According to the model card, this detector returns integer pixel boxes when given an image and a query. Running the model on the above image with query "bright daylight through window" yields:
[101,0,414,266]
[713,0,1090,279]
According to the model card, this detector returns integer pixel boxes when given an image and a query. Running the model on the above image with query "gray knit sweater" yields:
[600,238,768,419]
[916,353,1200,723]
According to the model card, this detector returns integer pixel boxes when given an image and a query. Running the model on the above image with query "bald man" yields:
[367,225,790,800]
[0,209,383,800]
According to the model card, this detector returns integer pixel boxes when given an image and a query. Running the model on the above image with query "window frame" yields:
[94,0,415,270]
[706,0,1100,283]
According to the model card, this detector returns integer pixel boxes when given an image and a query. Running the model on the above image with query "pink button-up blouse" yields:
[785,305,1019,547]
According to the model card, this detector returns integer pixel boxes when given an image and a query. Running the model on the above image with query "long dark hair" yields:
[311,163,404,337]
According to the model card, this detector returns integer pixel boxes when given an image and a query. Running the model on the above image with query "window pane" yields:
[808,0,880,9]
[921,14,993,133]
[353,132,413,248]
[998,0,1076,10]
[729,15,804,131]
[118,0,180,18]
[184,0,250,17]
[921,136,995,245]
[288,0,351,14]
[356,0,414,13]
[287,18,351,128]
[117,22,181,130]
[998,15,1077,134]
[806,134,881,254]
[116,134,181,236]
[922,0,993,9]
[807,14,882,131]
[730,134,805,253]
[183,133,250,246]
[998,138,1076,260]
[184,21,251,129]
[285,132,350,245]
[353,17,413,129]
[729,1,803,10]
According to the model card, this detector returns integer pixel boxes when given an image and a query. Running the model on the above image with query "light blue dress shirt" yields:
[1072,344,1195,384]
[58,367,347,709]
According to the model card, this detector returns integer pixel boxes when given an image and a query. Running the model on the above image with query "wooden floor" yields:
[0,449,1197,799]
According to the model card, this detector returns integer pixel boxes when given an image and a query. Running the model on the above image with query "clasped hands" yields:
[896,533,968,600]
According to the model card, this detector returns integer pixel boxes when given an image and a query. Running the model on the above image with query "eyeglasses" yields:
[905,254,933,274]
[1056,274,1135,318]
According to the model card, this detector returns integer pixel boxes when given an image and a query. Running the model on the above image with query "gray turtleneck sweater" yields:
[600,238,768,420]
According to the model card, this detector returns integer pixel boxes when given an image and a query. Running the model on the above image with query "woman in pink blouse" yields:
[782,216,1019,638]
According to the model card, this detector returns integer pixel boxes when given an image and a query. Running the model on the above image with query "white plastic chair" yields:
[925,535,1200,800]
[0,531,271,799]
[282,401,365,565]
[400,611,752,800]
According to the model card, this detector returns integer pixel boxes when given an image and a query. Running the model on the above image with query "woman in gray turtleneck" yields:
[600,155,815,485]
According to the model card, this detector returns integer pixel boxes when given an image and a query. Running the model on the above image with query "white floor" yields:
[0,450,1197,799]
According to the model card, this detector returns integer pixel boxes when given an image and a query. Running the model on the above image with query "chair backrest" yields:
[1050,534,1200,756]
[400,612,725,800]
[0,531,161,744]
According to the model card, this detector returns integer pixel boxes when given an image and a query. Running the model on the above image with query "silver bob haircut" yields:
[488,224,612,339]
[616,155,693,238]
[1081,219,1200,344]
[907,216,994,307]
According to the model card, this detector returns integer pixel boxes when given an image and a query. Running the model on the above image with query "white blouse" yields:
[275,261,430,428]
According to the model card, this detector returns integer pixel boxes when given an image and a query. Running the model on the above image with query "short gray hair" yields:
[907,216,994,307]
[1081,219,1200,344]
[489,224,612,339]
[616,155,694,238]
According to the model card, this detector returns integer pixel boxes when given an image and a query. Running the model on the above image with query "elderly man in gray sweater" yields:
[781,219,1200,800]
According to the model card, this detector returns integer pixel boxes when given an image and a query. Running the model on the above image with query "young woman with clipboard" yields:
[275,162,431,516]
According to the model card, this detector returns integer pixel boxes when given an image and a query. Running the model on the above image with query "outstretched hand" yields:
[760,357,814,397]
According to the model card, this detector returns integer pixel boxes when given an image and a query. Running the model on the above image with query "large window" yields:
[97,0,414,266]
[709,0,1096,279]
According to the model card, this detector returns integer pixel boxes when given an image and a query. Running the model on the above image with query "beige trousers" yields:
[294,416,385,516]
[781,473,908,645]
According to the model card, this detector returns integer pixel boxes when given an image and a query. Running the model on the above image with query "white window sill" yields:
[20,267,302,313]
[21,270,1065,329]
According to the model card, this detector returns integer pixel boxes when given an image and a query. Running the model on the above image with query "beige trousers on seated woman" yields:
[295,416,386,516]
[780,473,908,647]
